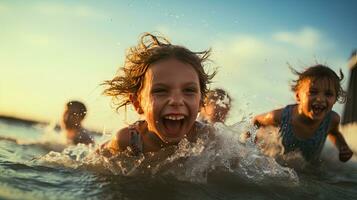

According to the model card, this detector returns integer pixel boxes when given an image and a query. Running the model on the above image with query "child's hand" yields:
[339,145,353,162]
[239,132,251,143]
[95,142,113,157]
[239,131,257,144]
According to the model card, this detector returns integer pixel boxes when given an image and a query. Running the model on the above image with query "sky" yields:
[1,0,356,132]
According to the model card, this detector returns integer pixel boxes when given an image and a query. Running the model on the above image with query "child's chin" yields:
[161,133,185,144]
[311,113,326,120]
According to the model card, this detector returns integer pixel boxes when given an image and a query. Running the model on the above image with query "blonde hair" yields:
[103,33,216,109]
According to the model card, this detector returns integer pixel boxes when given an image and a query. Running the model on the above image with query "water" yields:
[0,119,356,200]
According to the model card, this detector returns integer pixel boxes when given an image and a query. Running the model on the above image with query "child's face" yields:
[201,100,230,123]
[296,78,337,121]
[62,106,83,129]
[135,58,201,144]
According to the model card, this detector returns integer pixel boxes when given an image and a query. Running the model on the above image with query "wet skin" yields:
[295,78,337,122]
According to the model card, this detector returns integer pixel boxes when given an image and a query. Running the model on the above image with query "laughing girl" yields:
[100,33,215,156]
[252,65,353,163]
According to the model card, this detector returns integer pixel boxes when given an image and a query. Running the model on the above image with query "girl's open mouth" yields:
[162,115,185,136]
[312,104,325,116]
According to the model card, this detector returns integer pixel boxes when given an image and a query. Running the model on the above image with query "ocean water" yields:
[0,119,356,200]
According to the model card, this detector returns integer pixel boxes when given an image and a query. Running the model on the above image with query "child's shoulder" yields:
[271,107,285,117]
[256,107,286,126]
[98,126,132,157]
[329,110,341,126]
[275,104,301,122]
[114,126,131,150]
[323,111,341,134]
[75,128,94,145]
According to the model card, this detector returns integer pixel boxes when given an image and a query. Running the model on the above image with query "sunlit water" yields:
[0,119,356,200]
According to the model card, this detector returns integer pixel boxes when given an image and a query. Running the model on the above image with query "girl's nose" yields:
[168,92,184,106]
[316,93,325,101]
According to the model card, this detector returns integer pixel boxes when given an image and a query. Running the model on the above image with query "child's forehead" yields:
[300,76,326,83]
[151,58,194,69]
[312,77,334,84]
[146,59,199,80]
[302,77,336,90]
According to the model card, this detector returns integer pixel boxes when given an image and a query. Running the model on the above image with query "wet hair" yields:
[290,64,347,103]
[66,101,87,117]
[103,32,216,109]
[205,88,232,109]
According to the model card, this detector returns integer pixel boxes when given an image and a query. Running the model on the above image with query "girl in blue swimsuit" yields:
[252,65,353,163]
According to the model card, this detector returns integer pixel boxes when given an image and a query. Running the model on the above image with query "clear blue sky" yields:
[1,0,356,131]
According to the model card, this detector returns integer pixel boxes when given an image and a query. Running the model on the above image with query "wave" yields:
[31,123,299,187]
[2,121,357,199]
[5,120,356,188]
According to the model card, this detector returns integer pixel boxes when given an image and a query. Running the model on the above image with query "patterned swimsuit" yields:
[280,104,331,162]
[128,121,144,156]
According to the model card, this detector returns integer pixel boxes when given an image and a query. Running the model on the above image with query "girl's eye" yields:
[325,91,334,97]
[152,88,167,94]
[184,87,198,94]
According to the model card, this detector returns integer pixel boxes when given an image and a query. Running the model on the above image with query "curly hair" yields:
[205,88,232,109]
[103,33,216,109]
[66,100,87,117]
[290,64,347,103]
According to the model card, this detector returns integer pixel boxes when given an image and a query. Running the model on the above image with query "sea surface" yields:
[0,119,356,200]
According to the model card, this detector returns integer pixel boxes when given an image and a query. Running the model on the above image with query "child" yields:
[251,65,353,163]
[198,88,232,124]
[62,101,94,145]
[100,33,215,156]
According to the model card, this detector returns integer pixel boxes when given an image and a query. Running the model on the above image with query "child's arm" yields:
[98,127,131,157]
[252,109,283,128]
[328,112,353,162]
[240,109,283,143]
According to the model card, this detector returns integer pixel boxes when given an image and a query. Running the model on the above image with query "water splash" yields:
[32,122,299,186]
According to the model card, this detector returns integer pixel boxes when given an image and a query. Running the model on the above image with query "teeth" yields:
[313,105,324,109]
[312,105,325,114]
[164,115,185,120]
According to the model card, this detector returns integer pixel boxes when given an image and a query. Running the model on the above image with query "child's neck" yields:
[139,122,169,150]
[65,125,82,132]
[295,105,322,126]
[143,128,192,149]
[65,128,81,140]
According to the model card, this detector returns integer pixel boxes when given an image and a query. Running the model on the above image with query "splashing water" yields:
[32,122,299,186]
[2,119,357,199]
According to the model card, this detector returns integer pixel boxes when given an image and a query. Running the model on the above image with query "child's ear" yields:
[129,94,144,114]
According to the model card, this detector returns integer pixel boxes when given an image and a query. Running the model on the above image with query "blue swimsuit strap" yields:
[128,121,143,155]
[280,105,292,138]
